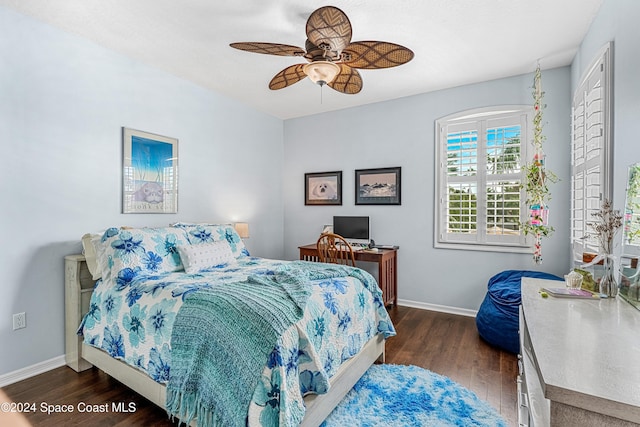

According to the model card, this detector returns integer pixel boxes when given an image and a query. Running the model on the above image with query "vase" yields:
[599,256,618,297]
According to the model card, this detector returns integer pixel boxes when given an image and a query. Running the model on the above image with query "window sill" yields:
[434,241,532,254]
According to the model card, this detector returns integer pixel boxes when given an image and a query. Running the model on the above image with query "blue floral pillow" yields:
[96,227,190,282]
[172,223,250,258]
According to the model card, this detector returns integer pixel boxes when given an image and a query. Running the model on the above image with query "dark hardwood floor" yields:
[1,306,517,426]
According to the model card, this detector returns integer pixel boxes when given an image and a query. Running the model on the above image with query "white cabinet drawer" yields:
[519,306,550,427]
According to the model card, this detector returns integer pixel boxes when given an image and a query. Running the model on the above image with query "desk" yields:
[298,244,397,307]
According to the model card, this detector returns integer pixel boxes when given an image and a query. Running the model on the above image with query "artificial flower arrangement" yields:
[587,199,623,297]
[589,198,623,256]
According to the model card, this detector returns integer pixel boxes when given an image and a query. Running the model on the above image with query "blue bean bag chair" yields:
[476,270,562,354]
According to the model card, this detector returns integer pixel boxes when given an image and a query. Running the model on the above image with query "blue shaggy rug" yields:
[321,364,507,427]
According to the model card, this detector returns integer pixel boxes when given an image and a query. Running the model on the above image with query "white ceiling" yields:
[2,0,603,119]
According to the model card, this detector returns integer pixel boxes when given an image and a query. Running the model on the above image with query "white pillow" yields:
[81,231,106,280]
[172,223,250,258]
[177,241,236,273]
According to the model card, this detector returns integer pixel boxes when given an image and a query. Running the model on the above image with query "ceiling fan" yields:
[230,6,414,94]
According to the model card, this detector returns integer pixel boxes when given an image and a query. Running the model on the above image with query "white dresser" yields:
[519,277,640,426]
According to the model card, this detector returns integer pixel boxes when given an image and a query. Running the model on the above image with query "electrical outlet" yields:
[13,312,26,330]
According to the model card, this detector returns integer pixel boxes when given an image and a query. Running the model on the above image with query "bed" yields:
[64,224,394,427]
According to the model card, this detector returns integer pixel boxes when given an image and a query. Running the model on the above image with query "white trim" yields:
[0,355,65,387]
[398,299,478,318]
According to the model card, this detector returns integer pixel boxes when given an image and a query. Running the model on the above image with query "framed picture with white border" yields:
[122,127,178,213]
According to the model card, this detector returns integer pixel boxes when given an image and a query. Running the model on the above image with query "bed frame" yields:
[64,254,385,427]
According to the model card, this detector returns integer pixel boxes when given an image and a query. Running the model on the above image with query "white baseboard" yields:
[0,355,66,388]
[397,299,478,318]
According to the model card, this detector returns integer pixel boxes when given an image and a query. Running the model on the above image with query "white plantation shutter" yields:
[571,43,613,263]
[435,106,531,252]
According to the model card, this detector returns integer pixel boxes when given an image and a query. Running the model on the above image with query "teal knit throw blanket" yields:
[166,261,381,427]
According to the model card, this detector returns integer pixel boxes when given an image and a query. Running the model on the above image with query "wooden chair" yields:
[316,233,356,267]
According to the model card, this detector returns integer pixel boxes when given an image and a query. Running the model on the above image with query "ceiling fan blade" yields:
[341,41,414,69]
[230,42,305,57]
[269,64,307,90]
[306,6,352,54]
[328,64,362,94]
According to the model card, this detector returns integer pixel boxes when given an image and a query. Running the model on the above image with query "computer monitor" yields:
[333,216,370,245]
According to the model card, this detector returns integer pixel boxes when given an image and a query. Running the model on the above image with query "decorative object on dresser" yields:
[299,243,397,307]
[355,167,401,205]
[67,224,394,426]
[316,233,356,267]
[519,276,640,426]
[122,127,178,214]
[305,171,342,205]
[563,270,583,289]
[540,287,600,299]
[584,198,623,297]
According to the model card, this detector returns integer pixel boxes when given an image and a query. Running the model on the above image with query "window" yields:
[435,106,532,252]
[570,43,613,264]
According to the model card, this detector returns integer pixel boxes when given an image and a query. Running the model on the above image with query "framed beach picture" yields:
[122,127,178,214]
[355,167,401,205]
[305,171,342,205]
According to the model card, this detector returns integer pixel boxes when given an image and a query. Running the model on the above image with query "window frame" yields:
[434,105,533,253]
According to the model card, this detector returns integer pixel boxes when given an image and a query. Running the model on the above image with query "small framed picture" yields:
[305,171,342,205]
[355,167,401,205]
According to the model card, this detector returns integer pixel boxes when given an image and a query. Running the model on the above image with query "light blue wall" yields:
[0,6,284,375]
[283,68,572,311]
[571,0,640,220]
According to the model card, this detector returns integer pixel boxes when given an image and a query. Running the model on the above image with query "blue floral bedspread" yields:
[80,257,395,426]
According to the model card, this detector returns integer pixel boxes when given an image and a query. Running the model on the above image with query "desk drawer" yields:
[519,306,550,427]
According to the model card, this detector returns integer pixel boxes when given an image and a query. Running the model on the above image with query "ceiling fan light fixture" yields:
[303,61,341,86]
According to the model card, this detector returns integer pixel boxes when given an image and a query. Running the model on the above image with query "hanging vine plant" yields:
[520,64,558,264]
